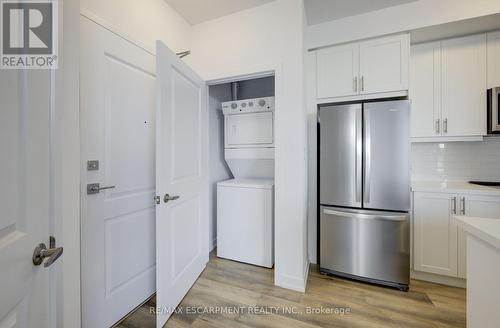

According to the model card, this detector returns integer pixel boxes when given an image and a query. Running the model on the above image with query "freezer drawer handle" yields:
[323,209,407,222]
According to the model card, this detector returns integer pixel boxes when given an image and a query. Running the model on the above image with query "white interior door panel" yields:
[80,16,156,328]
[156,40,209,327]
[0,62,52,327]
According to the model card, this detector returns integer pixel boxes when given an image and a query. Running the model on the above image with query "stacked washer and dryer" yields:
[217,96,275,268]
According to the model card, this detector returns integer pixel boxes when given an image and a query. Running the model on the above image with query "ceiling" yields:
[165,0,419,26]
[411,13,500,44]
[304,0,418,25]
[164,0,275,25]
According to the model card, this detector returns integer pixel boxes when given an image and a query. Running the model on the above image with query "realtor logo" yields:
[1,0,57,69]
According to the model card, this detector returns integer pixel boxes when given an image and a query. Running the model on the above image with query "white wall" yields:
[80,0,191,54]
[190,0,309,292]
[412,140,500,181]
[307,0,500,49]
[208,84,233,250]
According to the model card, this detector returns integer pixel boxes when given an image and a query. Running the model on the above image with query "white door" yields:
[410,41,442,138]
[0,69,55,324]
[457,194,500,278]
[413,192,458,277]
[155,41,208,327]
[359,34,409,95]
[441,34,487,137]
[316,43,359,98]
[80,17,156,328]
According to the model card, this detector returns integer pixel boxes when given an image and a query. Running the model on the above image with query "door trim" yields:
[55,1,81,327]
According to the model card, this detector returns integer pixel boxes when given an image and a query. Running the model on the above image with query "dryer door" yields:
[225,112,274,148]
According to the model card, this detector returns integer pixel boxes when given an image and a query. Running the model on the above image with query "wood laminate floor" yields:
[116,252,466,328]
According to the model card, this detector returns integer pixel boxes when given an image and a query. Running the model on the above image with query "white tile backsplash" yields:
[411,138,500,181]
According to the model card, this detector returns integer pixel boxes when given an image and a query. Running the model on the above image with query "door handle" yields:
[355,108,362,202]
[364,110,371,203]
[323,209,407,222]
[87,183,116,194]
[33,243,63,267]
[163,194,180,203]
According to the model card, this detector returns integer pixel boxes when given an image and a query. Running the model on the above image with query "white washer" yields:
[217,96,275,267]
[217,179,274,268]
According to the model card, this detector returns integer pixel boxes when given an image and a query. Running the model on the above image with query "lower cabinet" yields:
[456,194,500,278]
[414,191,500,279]
[414,192,458,277]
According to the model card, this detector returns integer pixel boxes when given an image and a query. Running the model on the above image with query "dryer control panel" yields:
[222,96,274,115]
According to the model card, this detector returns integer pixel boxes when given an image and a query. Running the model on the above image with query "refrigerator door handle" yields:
[364,110,371,204]
[355,108,362,202]
[323,209,407,222]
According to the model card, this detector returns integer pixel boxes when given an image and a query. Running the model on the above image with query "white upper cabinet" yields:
[315,33,409,101]
[410,42,441,138]
[410,33,488,140]
[359,34,409,94]
[441,34,487,137]
[487,30,500,88]
[316,43,359,98]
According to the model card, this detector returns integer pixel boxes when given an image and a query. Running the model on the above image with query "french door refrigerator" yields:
[319,99,411,291]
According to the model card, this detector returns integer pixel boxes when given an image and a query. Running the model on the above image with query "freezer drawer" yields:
[320,206,410,287]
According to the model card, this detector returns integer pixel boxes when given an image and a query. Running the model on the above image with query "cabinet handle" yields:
[353,77,358,92]
[443,118,448,134]
[360,76,364,92]
[460,197,466,215]
[435,119,440,134]
[451,197,457,214]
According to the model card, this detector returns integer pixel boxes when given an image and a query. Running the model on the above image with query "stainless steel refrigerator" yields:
[319,99,410,291]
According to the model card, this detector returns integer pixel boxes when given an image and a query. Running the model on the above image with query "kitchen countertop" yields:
[454,216,500,250]
[411,181,500,195]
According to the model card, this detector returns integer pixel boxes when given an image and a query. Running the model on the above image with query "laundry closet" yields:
[208,76,275,268]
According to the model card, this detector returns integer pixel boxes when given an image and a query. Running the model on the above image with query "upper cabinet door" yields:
[410,41,442,138]
[316,43,359,99]
[359,34,409,94]
[441,34,487,137]
[487,31,500,88]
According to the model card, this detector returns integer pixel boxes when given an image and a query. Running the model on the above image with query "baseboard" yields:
[209,238,217,252]
[275,259,309,293]
[411,270,466,288]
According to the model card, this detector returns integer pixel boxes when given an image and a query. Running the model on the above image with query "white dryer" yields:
[217,96,275,268]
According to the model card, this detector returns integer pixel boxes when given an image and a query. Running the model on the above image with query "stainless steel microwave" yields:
[488,87,500,134]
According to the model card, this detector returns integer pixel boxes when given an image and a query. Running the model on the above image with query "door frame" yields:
[54,0,81,327]
[205,62,284,285]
